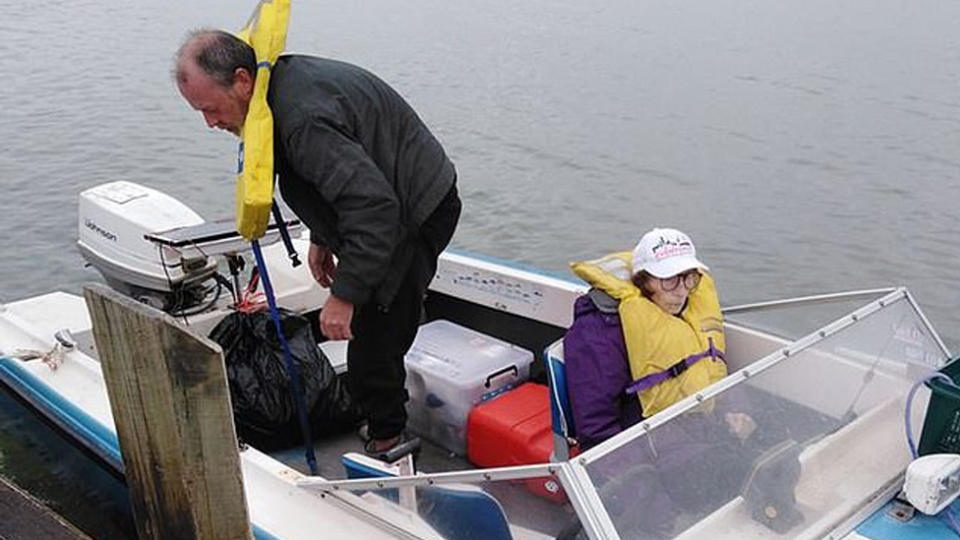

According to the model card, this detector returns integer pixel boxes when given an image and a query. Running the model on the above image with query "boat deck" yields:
[269,429,472,479]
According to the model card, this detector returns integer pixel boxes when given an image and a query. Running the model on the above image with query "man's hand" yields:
[308,242,336,288]
[725,412,757,441]
[320,294,354,340]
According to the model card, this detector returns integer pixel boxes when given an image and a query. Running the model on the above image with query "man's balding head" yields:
[175,29,257,136]
[175,29,257,88]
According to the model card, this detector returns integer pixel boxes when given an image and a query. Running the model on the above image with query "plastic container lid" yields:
[406,320,532,384]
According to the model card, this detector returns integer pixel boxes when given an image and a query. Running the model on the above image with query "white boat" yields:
[1,181,957,539]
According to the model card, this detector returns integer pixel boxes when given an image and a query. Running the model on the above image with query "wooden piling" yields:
[83,283,252,540]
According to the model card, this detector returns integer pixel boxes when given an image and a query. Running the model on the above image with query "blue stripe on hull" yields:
[0,357,122,470]
[0,356,278,540]
[856,499,960,539]
[446,247,583,285]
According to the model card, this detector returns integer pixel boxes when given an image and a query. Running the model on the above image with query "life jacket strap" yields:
[624,338,726,396]
[271,202,301,268]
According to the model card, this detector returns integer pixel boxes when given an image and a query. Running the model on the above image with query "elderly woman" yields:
[564,229,788,537]
[564,227,744,449]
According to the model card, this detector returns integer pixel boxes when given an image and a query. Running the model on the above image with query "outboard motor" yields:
[78,181,300,314]
[78,181,217,311]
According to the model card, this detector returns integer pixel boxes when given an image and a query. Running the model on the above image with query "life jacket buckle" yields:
[667,360,689,378]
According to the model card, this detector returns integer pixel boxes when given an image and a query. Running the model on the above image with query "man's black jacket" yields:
[268,55,456,307]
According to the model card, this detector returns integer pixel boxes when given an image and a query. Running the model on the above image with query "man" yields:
[175,29,461,454]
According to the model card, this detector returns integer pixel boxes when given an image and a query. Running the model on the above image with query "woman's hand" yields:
[725,412,757,441]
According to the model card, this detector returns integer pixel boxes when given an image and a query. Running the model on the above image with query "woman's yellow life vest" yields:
[234,0,291,241]
[571,252,727,417]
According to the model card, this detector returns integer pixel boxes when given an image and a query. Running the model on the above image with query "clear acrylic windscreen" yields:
[582,294,948,539]
[723,291,891,342]
[349,472,585,539]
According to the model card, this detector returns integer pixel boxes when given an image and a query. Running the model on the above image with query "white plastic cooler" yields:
[404,320,533,455]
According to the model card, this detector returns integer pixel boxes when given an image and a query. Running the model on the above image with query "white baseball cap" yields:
[632,228,709,278]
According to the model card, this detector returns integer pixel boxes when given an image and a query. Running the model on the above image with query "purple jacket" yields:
[563,291,642,449]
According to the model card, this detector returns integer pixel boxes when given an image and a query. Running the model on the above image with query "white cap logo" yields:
[632,228,708,278]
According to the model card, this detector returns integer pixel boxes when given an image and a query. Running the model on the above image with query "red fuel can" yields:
[467,382,567,503]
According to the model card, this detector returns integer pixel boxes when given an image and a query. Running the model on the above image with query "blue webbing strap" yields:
[251,240,318,475]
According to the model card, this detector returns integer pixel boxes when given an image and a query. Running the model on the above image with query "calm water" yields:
[1,0,958,534]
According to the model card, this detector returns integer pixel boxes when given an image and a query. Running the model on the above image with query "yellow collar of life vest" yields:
[571,252,727,417]
[235,0,291,241]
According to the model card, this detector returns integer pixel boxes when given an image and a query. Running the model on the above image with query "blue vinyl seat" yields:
[341,452,513,540]
[544,339,577,461]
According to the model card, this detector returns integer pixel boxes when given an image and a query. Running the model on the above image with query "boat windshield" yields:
[575,290,950,539]
[723,288,895,342]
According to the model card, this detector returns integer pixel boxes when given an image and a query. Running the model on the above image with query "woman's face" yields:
[643,270,701,315]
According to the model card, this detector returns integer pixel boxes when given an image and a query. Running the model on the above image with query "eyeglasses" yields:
[660,269,701,292]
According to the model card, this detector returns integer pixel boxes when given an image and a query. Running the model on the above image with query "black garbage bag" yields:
[209,309,359,449]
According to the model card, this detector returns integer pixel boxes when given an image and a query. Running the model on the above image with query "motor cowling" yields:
[77,181,217,310]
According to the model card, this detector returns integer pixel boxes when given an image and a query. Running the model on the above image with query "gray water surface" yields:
[0,1,958,535]
[1,0,957,345]
[3,0,958,350]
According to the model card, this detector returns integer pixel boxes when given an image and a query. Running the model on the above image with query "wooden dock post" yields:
[83,283,252,540]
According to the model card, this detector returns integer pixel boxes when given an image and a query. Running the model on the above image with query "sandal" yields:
[363,434,402,456]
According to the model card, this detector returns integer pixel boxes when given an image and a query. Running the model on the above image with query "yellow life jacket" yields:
[235,0,291,241]
[571,252,727,417]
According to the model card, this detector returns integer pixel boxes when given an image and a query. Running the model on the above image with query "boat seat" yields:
[545,339,578,460]
[341,452,513,540]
